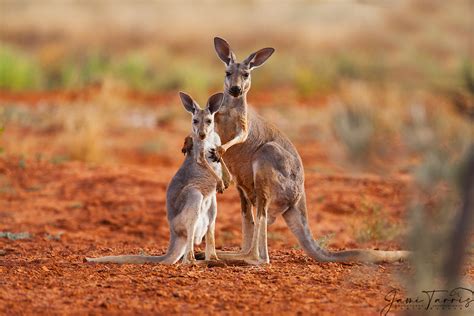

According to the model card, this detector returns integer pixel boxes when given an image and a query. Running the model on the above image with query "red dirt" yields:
[0,87,177,107]
[0,154,424,315]
[0,87,329,108]
[0,93,472,315]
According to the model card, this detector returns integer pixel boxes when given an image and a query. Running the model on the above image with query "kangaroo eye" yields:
[193,119,199,124]
[205,119,212,124]
[243,73,249,79]
[225,72,231,77]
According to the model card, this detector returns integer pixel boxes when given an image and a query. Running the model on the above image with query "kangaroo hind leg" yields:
[177,188,203,264]
[205,195,218,261]
[247,158,272,264]
[211,187,254,260]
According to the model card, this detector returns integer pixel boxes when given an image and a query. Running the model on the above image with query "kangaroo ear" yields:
[243,47,275,69]
[179,92,196,114]
[207,92,224,114]
[214,37,236,66]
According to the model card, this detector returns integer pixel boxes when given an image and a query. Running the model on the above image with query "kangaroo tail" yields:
[283,196,410,263]
[85,235,186,264]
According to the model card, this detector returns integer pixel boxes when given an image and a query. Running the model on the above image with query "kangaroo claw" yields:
[209,146,226,162]
[209,148,220,162]
[217,180,225,193]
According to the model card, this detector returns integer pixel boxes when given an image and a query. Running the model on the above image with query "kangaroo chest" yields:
[215,109,256,188]
[200,134,223,177]
[215,109,243,144]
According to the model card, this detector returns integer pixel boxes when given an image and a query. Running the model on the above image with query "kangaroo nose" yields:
[199,133,206,140]
[229,86,242,96]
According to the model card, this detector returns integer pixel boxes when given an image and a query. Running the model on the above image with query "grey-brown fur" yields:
[207,37,409,264]
[85,92,231,264]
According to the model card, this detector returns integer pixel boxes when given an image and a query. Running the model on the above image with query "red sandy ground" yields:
[0,155,412,316]
[0,91,472,315]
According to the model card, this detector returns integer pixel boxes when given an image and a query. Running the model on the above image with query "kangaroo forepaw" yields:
[209,146,226,162]
[216,146,226,158]
[223,176,232,189]
[217,180,226,194]
[208,148,220,162]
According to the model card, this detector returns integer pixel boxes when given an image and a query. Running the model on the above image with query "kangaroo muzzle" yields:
[229,86,242,97]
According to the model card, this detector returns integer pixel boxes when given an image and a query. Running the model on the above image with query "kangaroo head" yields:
[179,92,224,140]
[214,37,275,98]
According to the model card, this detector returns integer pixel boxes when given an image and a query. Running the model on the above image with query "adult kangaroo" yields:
[200,37,409,264]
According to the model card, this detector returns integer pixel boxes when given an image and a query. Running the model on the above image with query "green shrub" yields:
[294,62,336,97]
[355,202,401,243]
[0,45,43,91]
[47,53,109,89]
[114,54,154,91]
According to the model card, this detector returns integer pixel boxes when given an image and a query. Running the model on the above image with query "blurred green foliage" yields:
[0,45,43,91]
[0,43,471,98]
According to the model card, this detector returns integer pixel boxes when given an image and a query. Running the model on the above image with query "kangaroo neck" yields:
[221,92,247,113]
[215,92,250,145]
[191,135,204,158]
[191,133,216,159]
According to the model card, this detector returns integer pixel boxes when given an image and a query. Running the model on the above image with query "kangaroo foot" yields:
[216,251,268,265]
[182,258,198,266]
[208,253,219,261]
[195,250,266,265]
[195,249,243,260]
[181,252,197,265]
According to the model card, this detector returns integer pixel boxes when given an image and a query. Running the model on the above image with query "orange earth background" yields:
[0,1,473,315]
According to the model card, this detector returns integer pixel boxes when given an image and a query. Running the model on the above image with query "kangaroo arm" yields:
[197,150,223,184]
[219,156,232,187]
[221,116,248,152]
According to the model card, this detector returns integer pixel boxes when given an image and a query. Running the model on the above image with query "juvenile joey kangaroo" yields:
[86,92,232,264]
[186,37,409,264]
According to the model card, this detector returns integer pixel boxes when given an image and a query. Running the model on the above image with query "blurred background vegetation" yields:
[0,0,472,98]
[0,0,471,162]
